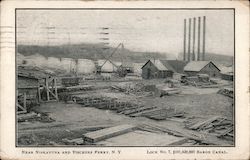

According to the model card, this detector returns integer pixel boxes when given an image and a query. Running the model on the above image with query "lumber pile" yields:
[139,122,232,145]
[73,95,157,117]
[159,88,181,97]
[63,85,94,92]
[82,124,136,143]
[185,116,234,140]
[142,108,185,120]
[18,112,54,123]
[62,138,84,145]
[73,95,185,120]
[217,87,233,98]
[111,82,146,95]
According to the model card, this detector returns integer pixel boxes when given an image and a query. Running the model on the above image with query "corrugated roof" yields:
[184,61,211,71]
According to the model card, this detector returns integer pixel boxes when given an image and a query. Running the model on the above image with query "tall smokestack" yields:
[183,19,187,61]
[192,17,196,61]
[202,16,206,61]
[197,17,201,61]
[188,18,191,61]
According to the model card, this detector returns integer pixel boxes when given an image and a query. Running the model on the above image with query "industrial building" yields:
[184,61,221,77]
[141,60,188,79]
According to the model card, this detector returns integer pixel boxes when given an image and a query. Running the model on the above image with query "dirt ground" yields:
[18,80,233,146]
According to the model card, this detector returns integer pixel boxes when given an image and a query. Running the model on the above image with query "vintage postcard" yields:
[0,0,249,160]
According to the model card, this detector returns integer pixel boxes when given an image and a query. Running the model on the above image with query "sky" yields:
[17,9,234,56]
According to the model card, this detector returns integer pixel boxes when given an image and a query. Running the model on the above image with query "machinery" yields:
[96,43,128,77]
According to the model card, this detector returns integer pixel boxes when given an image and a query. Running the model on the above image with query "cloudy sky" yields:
[17,9,234,56]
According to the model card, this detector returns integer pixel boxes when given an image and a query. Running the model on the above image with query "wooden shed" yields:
[17,66,59,113]
[141,60,172,79]
[17,74,40,113]
[141,60,188,79]
[184,61,221,77]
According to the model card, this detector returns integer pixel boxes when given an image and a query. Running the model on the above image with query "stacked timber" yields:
[18,112,54,123]
[185,116,234,141]
[217,88,233,98]
[72,95,156,117]
[83,124,136,143]
[73,95,185,121]
[142,108,185,120]
[63,85,94,92]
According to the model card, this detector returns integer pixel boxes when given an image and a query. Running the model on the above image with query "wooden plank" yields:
[17,103,26,111]
[18,112,37,121]
[83,124,136,143]
[41,84,57,100]
[54,78,58,100]
[143,123,232,145]
[45,78,50,101]
[129,108,162,117]
[62,138,84,145]
[168,138,189,145]
[37,85,41,102]
[189,116,220,130]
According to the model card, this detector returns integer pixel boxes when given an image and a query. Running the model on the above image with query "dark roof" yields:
[160,60,188,73]
[18,66,55,79]
[18,73,39,80]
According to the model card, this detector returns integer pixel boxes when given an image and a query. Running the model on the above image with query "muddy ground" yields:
[17,80,233,146]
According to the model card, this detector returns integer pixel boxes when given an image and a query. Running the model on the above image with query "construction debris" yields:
[61,77,81,87]
[72,95,157,117]
[111,82,145,95]
[142,108,185,120]
[139,123,232,145]
[217,87,233,98]
[185,116,234,140]
[64,85,94,92]
[82,124,136,143]
[62,138,84,145]
[158,88,181,97]
[18,112,54,123]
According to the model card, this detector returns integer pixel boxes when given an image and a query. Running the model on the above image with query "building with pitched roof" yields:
[184,61,220,77]
[141,60,188,79]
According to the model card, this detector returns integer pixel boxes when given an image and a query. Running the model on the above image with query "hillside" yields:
[177,52,233,66]
[17,43,167,63]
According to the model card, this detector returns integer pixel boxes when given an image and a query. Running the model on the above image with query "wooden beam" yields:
[83,124,136,143]
[38,84,41,102]
[41,84,57,100]
[17,103,26,111]
[45,78,50,101]
[54,78,58,100]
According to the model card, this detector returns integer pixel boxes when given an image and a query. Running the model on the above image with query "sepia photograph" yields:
[16,9,235,147]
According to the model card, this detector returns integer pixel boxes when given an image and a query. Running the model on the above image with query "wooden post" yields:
[54,77,58,101]
[38,84,41,102]
[45,77,50,101]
